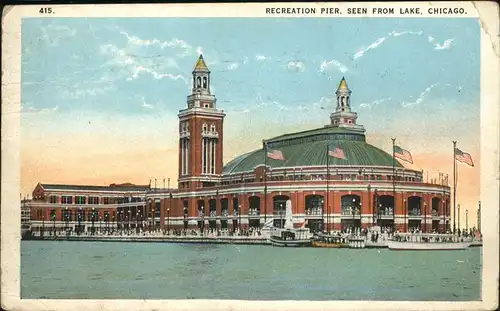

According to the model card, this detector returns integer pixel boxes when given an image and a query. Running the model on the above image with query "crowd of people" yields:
[28,226,266,239]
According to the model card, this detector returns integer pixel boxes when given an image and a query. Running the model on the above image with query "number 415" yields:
[39,7,53,14]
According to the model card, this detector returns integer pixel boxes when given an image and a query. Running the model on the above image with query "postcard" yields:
[1,2,499,311]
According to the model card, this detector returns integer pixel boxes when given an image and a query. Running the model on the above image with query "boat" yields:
[269,228,312,247]
[268,199,312,247]
[312,233,348,248]
[388,233,472,251]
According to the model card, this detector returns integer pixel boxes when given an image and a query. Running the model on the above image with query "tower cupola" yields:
[328,77,365,133]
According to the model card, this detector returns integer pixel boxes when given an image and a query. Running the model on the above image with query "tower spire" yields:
[191,54,211,96]
[328,77,365,133]
[194,54,209,72]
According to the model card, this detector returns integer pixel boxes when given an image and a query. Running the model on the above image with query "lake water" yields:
[21,241,481,300]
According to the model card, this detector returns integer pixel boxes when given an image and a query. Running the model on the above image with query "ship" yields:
[388,233,472,251]
[268,200,312,247]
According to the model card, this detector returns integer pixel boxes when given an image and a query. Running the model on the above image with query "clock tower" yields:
[178,55,225,190]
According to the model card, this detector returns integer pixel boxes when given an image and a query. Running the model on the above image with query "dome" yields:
[223,125,403,174]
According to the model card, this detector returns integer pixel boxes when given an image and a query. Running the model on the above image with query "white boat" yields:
[388,233,472,251]
[268,200,312,247]
[269,228,312,247]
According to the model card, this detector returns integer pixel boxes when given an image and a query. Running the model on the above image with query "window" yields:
[204,103,209,108]
[202,123,208,132]
[103,197,110,204]
[62,196,73,204]
[50,196,57,204]
[75,196,86,204]
[155,202,161,218]
[88,197,99,204]
[203,77,207,88]
[210,124,216,132]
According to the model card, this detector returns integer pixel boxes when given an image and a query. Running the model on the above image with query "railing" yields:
[431,209,438,217]
[201,130,219,138]
[341,209,361,216]
[179,130,190,139]
[408,209,421,216]
[273,211,285,216]
[209,211,217,217]
[220,210,228,218]
[305,208,323,216]
[379,208,394,216]
[248,209,260,216]
[233,211,239,217]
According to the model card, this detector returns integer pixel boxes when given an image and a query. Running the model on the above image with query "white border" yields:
[1,2,499,311]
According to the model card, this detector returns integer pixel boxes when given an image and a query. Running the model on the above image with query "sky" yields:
[21,17,481,228]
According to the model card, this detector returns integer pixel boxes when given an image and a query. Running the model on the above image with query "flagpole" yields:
[453,140,457,234]
[391,138,396,233]
[326,142,330,233]
[264,142,268,224]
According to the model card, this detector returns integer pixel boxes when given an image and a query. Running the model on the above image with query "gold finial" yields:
[194,54,208,71]
[337,77,348,90]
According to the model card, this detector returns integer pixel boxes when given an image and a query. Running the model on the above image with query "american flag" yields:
[394,145,413,164]
[455,148,474,167]
[267,149,285,161]
[328,146,346,160]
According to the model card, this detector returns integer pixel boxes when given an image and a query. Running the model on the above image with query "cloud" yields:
[120,31,193,57]
[39,24,77,47]
[353,30,452,60]
[353,37,387,59]
[434,39,454,50]
[141,97,154,109]
[389,30,423,37]
[255,55,269,61]
[196,47,203,55]
[358,97,392,110]
[286,61,305,72]
[319,59,349,73]
[402,84,439,107]
[21,105,59,115]
[100,44,188,84]
[227,63,239,70]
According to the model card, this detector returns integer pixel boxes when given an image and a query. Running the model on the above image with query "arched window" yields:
[210,124,216,132]
[197,76,201,88]
[202,123,208,132]
[203,77,207,88]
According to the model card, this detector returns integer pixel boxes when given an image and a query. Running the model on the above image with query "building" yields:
[27,55,451,234]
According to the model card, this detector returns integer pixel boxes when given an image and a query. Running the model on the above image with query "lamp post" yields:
[466,209,468,231]
[169,192,173,234]
[458,204,461,232]
[183,206,188,235]
[99,215,102,234]
[51,210,56,235]
[64,207,69,232]
[42,215,45,237]
[239,204,242,231]
[112,215,115,233]
[128,210,131,232]
[477,201,481,233]
[352,198,356,232]
[201,205,205,235]
[423,202,427,233]
[404,198,407,233]
[167,208,170,235]
[91,207,96,235]
[279,203,283,228]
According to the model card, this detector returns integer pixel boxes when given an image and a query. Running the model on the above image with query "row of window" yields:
[268,133,365,149]
[219,174,422,186]
[49,196,143,205]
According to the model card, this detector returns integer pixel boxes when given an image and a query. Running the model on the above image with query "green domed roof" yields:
[223,125,403,174]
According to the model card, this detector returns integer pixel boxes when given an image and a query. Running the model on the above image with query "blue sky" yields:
[20,18,480,211]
